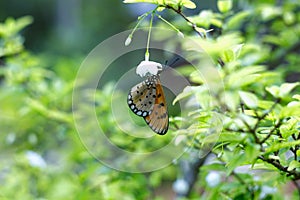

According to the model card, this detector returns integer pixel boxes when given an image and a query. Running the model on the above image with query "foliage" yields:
[1,0,300,199]
[124,0,300,199]
[0,17,171,200]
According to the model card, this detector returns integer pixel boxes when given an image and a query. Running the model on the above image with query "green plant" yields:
[124,0,300,199]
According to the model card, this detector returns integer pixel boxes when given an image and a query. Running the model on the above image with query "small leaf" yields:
[221,49,234,62]
[226,152,246,175]
[297,150,300,157]
[233,44,244,60]
[172,86,194,105]
[239,91,258,109]
[181,0,196,9]
[280,118,298,138]
[227,11,251,29]
[217,0,232,13]
[227,65,265,88]
[265,140,300,154]
[280,103,300,118]
[287,160,300,171]
[266,85,280,98]
[279,82,299,98]
[292,94,300,101]
[223,91,239,111]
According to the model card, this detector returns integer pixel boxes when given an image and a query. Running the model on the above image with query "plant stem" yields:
[156,13,182,34]
[128,12,150,38]
[258,156,300,179]
[145,11,154,61]
[164,5,204,38]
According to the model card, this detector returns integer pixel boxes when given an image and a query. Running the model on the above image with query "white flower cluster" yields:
[135,60,163,77]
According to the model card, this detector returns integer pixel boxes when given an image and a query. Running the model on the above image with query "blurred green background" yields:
[1,0,300,199]
[0,1,191,199]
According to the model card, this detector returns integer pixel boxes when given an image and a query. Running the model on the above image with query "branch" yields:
[164,5,204,38]
[173,153,209,198]
[163,5,226,68]
[258,156,300,179]
[253,98,281,131]
[259,119,282,145]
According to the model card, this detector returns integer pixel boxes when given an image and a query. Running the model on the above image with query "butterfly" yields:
[127,75,168,135]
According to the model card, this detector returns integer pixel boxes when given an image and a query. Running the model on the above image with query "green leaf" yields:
[257,100,275,110]
[218,132,245,143]
[26,98,72,123]
[202,163,227,171]
[266,85,280,98]
[287,160,300,171]
[267,82,299,98]
[217,0,232,13]
[0,16,33,37]
[172,86,194,105]
[227,65,266,88]
[292,94,300,101]
[233,44,244,60]
[265,140,300,154]
[280,118,298,138]
[221,49,234,62]
[227,11,251,29]
[189,71,205,84]
[239,91,258,109]
[279,82,299,98]
[222,91,239,111]
[181,0,196,9]
[245,144,260,162]
[226,152,246,175]
[280,103,300,118]
[297,150,300,157]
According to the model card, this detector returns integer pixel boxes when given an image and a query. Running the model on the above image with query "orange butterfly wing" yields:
[144,78,169,135]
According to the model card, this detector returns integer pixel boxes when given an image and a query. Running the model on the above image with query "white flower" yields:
[172,179,189,195]
[205,171,221,187]
[136,60,163,77]
[26,150,47,169]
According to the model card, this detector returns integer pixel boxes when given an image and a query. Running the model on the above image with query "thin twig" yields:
[164,5,204,38]
[258,156,300,179]
[259,120,281,145]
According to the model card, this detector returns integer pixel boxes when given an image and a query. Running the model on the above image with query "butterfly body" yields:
[128,75,168,135]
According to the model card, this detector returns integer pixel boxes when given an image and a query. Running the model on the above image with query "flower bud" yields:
[177,31,184,38]
[125,36,132,46]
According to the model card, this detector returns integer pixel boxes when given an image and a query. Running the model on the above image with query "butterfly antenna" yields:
[163,58,179,69]
[169,57,180,67]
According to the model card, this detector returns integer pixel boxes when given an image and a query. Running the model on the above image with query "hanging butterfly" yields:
[127,61,168,135]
